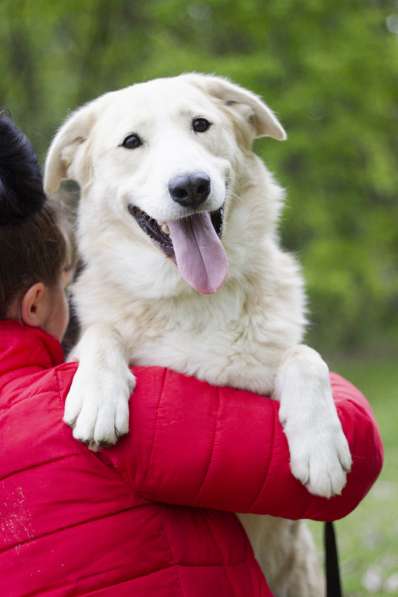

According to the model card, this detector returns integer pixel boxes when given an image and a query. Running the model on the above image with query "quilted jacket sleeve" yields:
[104,367,383,521]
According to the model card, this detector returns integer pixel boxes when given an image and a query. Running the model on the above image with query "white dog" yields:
[45,74,351,596]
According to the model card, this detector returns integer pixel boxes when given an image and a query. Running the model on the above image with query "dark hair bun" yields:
[0,114,46,226]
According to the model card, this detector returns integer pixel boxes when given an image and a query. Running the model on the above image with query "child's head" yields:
[0,113,72,341]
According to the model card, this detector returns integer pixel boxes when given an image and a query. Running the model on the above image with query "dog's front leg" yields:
[275,345,352,498]
[64,324,135,447]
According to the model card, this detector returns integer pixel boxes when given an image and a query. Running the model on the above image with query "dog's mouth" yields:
[128,205,176,258]
[128,205,228,294]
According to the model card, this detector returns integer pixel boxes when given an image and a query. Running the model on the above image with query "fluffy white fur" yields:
[45,74,351,596]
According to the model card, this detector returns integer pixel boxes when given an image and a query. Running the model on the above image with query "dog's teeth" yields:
[160,223,170,235]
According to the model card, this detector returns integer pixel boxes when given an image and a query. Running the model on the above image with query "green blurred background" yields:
[0,1,397,594]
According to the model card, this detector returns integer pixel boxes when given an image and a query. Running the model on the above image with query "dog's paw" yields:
[276,344,352,498]
[288,423,352,498]
[64,366,135,446]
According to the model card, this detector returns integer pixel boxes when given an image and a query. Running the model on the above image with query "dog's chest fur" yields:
[74,157,306,392]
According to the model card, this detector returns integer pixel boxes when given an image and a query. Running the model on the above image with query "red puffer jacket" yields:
[0,321,383,596]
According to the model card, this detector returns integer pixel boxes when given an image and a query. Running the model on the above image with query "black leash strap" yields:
[324,522,343,597]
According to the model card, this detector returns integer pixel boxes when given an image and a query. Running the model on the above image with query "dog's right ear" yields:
[44,100,100,194]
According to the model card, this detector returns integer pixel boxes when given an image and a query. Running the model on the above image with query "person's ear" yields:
[20,282,50,327]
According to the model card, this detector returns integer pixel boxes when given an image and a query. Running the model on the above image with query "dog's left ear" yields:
[183,73,287,143]
[44,92,113,195]
[44,103,96,195]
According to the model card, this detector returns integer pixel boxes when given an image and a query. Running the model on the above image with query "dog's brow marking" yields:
[177,107,212,122]
[177,107,194,118]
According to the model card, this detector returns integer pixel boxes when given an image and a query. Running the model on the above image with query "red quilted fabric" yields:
[0,321,383,596]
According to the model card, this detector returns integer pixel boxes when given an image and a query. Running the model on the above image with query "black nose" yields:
[168,172,211,208]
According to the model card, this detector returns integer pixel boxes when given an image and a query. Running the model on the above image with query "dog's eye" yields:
[192,118,212,133]
[121,133,143,150]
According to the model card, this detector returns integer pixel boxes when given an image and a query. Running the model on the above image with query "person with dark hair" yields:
[0,115,383,596]
[0,113,72,332]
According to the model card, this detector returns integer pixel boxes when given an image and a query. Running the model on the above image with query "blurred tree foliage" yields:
[0,0,397,353]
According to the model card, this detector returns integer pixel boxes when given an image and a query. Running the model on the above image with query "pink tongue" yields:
[167,213,228,294]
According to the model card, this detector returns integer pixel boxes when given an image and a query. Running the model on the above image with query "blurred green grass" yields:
[310,358,398,596]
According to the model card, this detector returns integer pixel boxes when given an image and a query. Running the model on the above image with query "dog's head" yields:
[45,74,286,297]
